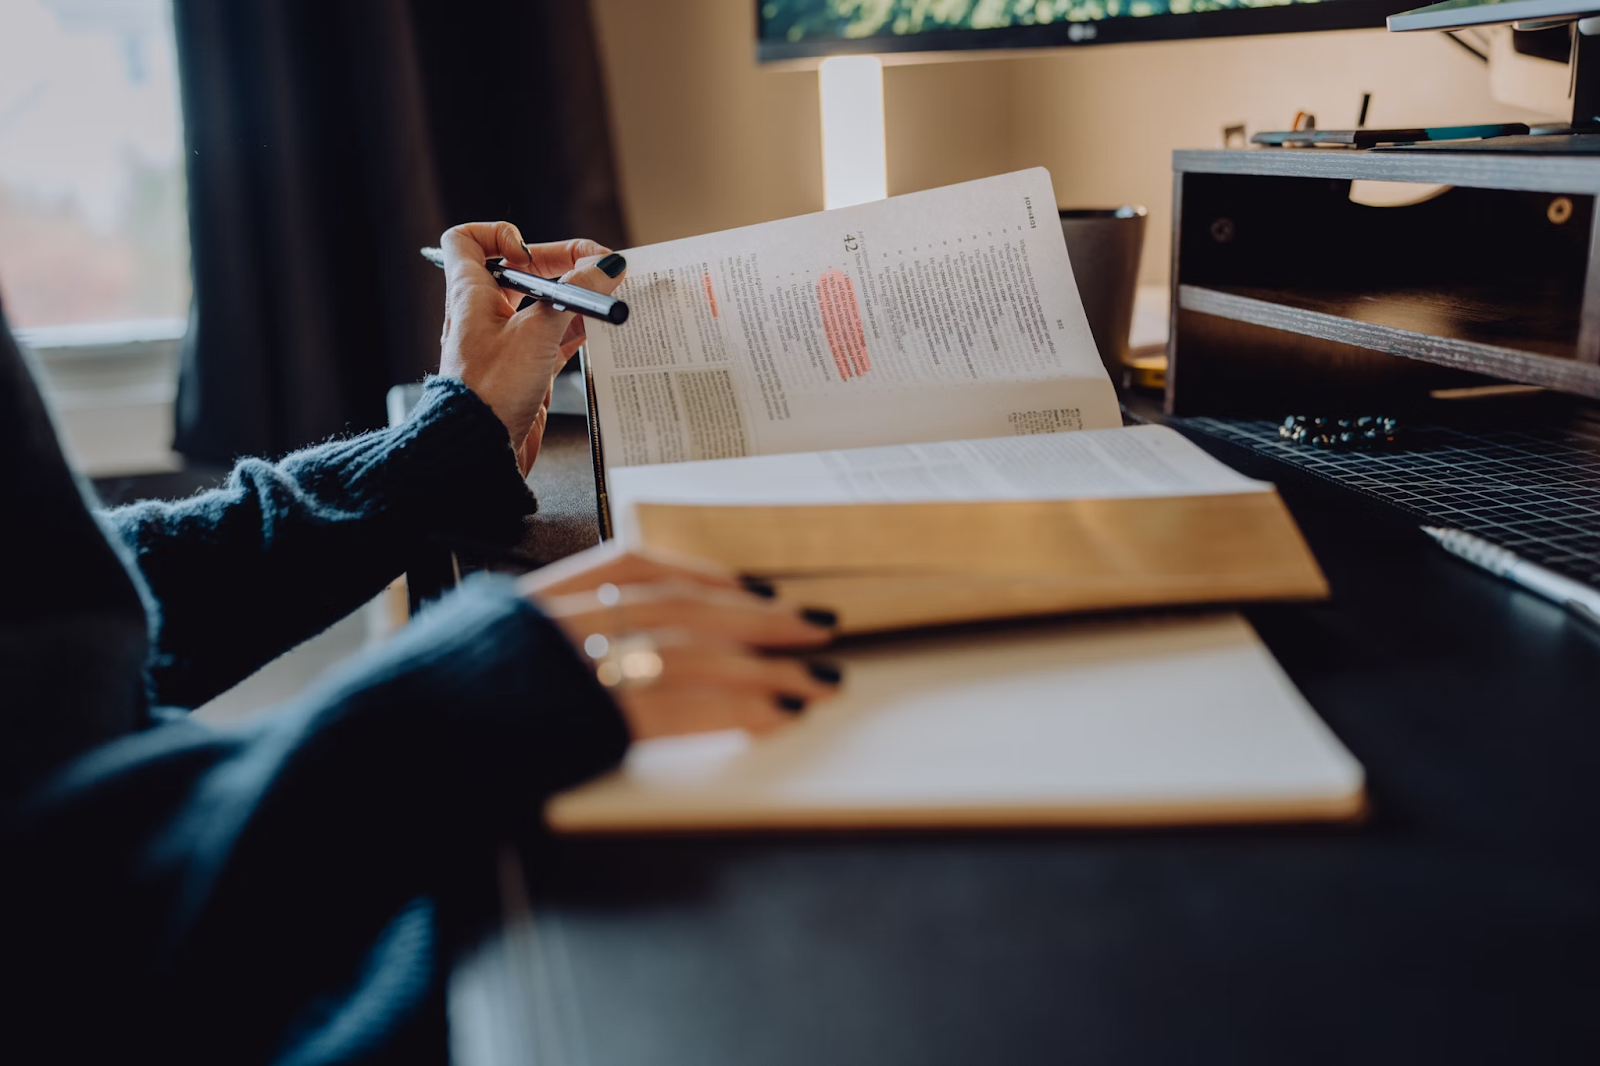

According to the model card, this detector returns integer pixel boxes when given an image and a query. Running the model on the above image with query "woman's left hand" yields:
[437,222,626,474]
[520,542,843,740]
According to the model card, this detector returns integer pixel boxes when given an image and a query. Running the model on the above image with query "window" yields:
[0,0,190,333]
[0,0,190,476]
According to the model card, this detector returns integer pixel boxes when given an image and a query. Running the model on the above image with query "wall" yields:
[590,1,1551,282]
[589,0,823,244]
[883,58,1013,198]
[589,0,1015,245]
[1007,28,1549,283]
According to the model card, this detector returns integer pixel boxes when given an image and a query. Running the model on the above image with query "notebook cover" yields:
[546,612,1367,833]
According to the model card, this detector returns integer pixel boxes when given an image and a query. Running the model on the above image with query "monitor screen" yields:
[758,0,1411,61]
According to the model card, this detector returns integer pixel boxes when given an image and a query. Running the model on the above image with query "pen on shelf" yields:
[419,246,630,325]
[1422,526,1600,631]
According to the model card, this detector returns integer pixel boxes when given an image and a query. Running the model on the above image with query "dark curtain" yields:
[171,1,627,463]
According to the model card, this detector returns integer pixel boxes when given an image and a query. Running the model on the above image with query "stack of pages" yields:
[551,169,1362,831]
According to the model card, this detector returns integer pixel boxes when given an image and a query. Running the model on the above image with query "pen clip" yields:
[1567,599,1600,631]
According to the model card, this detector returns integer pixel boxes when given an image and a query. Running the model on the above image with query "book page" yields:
[583,169,1120,475]
[608,425,1269,539]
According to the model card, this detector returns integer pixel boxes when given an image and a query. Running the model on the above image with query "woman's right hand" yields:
[521,543,843,740]
[436,222,625,474]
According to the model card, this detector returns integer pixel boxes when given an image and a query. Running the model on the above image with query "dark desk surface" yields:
[464,412,1600,1066]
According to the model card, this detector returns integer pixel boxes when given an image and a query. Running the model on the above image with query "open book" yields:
[580,169,1326,633]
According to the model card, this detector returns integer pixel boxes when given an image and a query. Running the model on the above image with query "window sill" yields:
[17,316,186,477]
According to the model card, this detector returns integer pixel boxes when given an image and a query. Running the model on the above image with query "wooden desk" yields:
[453,412,1600,1066]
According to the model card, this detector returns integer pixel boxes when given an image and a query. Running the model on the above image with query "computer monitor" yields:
[758,0,1412,63]
[1389,0,1600,133]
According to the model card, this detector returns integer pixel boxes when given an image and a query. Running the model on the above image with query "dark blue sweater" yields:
[0,309,629,1064]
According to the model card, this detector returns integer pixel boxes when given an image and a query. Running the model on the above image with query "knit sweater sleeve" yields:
[106,377,536,710]
[3,576,631,1062]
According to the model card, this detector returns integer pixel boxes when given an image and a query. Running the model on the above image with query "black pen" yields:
[1423,526,1600,631]
[419,247,630,325]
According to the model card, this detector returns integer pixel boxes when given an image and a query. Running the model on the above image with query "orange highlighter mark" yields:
[816,268,871,380]
[701,272,720,318]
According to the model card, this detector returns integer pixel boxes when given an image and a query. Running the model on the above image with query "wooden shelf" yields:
[1178,284,1600,399]
[1191,283,1579,358]
[1173,148,1600,194]
[1170,150,1600,411]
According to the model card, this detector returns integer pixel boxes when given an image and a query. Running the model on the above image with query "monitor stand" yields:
[1380,23,1600,152]
[1376,132,1600,151]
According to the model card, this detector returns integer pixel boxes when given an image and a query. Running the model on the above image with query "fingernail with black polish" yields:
[801,607,838,629]
[776,694,807,714]
[597,253,626,278]
[807,660,843,686]
[741,576,776,599]
[521,240,531,261]
[516,294,536,311]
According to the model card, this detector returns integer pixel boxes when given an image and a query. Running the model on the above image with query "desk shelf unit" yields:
[1167,149,1600,415]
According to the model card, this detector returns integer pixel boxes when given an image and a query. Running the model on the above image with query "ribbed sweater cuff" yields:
[284,376,536,551]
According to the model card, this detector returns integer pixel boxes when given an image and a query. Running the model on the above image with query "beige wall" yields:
[1006,28,1547,283]
[591,0,1550,282]
[883,58,1012,198]
[590,0,822,244]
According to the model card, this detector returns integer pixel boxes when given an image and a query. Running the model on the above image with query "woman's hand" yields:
[437,222,627,474]
[519,539,746,599]
[520,543,842,740]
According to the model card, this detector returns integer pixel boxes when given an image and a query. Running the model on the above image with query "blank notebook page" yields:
[545,612,1365,832]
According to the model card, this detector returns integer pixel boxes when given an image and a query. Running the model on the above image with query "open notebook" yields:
[547,613,1366,833]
